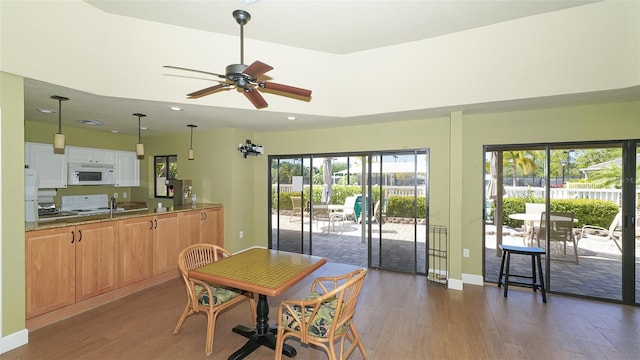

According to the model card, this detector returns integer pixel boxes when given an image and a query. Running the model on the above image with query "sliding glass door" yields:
[269,149,431,276]
[484,141,638,305]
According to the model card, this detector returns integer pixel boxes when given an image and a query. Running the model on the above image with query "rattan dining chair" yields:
[173,244,256,356]
[275,268,368,360]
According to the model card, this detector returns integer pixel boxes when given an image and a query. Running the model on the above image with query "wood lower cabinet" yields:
[200,207,224,246]
[118,216,154,287]
[152,213,179,275]
[75,222,118,302]
[26,206,222,323]
[177,210,202,251]
[25,222,118,318]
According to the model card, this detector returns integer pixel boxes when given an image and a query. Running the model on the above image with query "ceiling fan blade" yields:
[187,84,229,98]
[259,82,312,98]
[164,65,226,79]
[243,61,273,79]
[243,88,268,109]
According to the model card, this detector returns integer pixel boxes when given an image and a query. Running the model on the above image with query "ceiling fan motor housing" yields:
[226,63,253,89]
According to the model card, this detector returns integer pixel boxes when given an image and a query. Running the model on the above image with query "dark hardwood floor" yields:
[4,262,640,359]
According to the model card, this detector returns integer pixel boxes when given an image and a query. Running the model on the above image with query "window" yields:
[154,155,178,197]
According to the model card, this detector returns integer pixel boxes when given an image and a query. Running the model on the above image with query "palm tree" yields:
[503,151,537,186]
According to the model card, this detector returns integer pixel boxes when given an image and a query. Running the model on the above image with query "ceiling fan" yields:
[164,9,312,109]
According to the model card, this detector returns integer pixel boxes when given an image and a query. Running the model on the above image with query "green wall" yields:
[2,71,639,342]
[2,72,27,336]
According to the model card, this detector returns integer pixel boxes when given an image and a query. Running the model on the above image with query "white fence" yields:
[503,186,630,205]
[275,184,426,197]
[275,184,635,204]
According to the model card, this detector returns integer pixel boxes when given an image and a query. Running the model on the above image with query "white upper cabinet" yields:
[26,142,67,188]
[115,150,140,187]
[67,146,115,164]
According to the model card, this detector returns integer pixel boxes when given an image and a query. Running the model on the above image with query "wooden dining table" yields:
[189,248,327,360]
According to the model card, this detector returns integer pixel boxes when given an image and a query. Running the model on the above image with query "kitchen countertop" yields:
[25,203,223,232]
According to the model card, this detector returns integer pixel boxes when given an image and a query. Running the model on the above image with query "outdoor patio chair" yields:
[373,199,386,224]
[313,203,333,229]
[332,196,358,223]
[290,196,303,222]
[537,211,579,264]
[524,203,545,245]
[275,268,368,360]
[173,244,257,356]
[580,210,622,253]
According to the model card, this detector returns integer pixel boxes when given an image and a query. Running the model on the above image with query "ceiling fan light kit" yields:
[164,9,312,109]
[50,95,69,151]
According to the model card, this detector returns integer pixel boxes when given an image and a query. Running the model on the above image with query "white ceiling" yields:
[21,0,638,137]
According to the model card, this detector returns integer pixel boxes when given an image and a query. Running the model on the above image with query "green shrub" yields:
[386,196,427,219]
[501,198,618,228]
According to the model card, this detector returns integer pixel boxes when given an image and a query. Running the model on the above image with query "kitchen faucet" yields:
[110,196,116,218]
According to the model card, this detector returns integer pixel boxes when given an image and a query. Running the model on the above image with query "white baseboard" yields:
[447,278,463,290]
[462,273,484,286]
[1,328,28,354]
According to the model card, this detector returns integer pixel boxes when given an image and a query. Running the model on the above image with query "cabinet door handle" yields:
[154,219,158,229]
[200,212,204,221]
[71,231,75,244]
[150,220,154,229]
[78,229,82,242]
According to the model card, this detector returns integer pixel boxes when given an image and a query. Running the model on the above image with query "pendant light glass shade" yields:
[53,133,65,150]
[187,124,197,160]
[50,95,69,151]
[133,113,147,157]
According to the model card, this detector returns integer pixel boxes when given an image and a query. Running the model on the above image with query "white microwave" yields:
[68,163,116,185]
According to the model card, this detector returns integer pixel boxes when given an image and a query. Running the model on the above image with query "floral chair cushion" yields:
[194,283,241,306]
[281,292,348,338]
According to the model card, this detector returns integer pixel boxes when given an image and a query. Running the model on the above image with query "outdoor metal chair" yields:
[537,211,579,264]
[290,196,303,222]
[580,210,622,253]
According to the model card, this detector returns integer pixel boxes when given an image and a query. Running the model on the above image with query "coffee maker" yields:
[167,179,193,206]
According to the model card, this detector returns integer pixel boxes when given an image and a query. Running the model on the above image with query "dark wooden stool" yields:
[497,244,547,303]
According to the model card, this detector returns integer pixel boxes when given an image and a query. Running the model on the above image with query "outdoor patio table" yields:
[508,213,577,245]
[189,248,327,360]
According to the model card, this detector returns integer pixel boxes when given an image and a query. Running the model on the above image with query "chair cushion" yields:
[281,292,348,338]
[194,284,241,306]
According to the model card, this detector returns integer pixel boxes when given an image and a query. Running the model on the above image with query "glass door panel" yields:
[270,157,310,254]
[369,151,428,274]
[633,144,640,304]
[484,148,546,283]
[547,145,622,301]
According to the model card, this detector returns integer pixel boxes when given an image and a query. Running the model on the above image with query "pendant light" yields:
[133,113,146,156]
[51,95,69,150]
[187,124,197,160]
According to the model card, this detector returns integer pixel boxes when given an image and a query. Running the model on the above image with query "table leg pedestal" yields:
[228,294,297,360]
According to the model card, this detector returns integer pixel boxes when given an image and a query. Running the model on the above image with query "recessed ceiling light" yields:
[169,106,183,111]
[37,108,55,114]
[140,126,149,130]
[110,130,120,134]
[287,116,297,121]
[79,119,106,126]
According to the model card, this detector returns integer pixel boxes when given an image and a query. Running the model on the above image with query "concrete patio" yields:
[271,212,639,301]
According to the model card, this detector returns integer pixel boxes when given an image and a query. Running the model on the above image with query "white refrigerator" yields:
[25,168,39,222]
